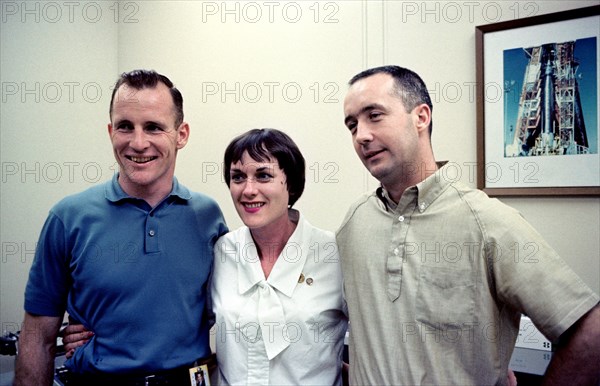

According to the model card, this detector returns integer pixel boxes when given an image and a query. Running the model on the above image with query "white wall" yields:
[1,0,119,375]
[1,0,598,377]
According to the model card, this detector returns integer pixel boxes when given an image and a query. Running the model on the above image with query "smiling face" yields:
[344,73,429,189]
[108,82,189,202]
[229,151,290,232]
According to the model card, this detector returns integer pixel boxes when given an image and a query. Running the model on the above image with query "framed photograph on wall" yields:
[476,5,600,196]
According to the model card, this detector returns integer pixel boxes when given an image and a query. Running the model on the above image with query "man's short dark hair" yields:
[223,128,306,208]
[349,65,433,134]
[109,69,184,126]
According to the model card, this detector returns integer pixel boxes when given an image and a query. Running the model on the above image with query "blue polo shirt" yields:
[24,175,227,374]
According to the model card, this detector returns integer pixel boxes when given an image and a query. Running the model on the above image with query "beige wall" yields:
[1,0,598,376]
[1,1,119,375]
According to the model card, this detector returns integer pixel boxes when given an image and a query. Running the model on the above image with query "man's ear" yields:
[176,122,190,149]
[413,104,431,134]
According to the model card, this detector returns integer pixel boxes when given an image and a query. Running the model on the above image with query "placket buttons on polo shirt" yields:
[396,217,404,256]
[144,210,160,253]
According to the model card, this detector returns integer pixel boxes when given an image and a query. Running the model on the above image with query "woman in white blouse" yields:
[213,128,347,385]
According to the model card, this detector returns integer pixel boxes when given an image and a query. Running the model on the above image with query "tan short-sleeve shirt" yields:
[337,164,598,385]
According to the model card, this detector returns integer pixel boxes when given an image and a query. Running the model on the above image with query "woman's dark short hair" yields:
[109,69,184,126]
[223,128,306,208]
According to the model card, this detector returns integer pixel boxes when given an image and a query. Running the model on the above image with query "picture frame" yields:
[475,5,600,196]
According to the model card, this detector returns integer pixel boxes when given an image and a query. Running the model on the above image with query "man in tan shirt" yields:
[338,65,599,385]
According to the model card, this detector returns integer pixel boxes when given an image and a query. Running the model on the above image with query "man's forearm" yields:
[14,313,62,386]
[14,344,55,386]
[542,304,600,386]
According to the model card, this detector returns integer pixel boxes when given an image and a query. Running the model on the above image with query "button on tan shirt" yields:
[337,163,599,385]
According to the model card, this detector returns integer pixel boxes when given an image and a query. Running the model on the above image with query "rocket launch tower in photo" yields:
[506,42,590,157]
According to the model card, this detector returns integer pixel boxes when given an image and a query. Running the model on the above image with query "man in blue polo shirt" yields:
[15,70,227,386]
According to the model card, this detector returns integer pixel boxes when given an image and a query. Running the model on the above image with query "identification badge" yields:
[189,364,210,386]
